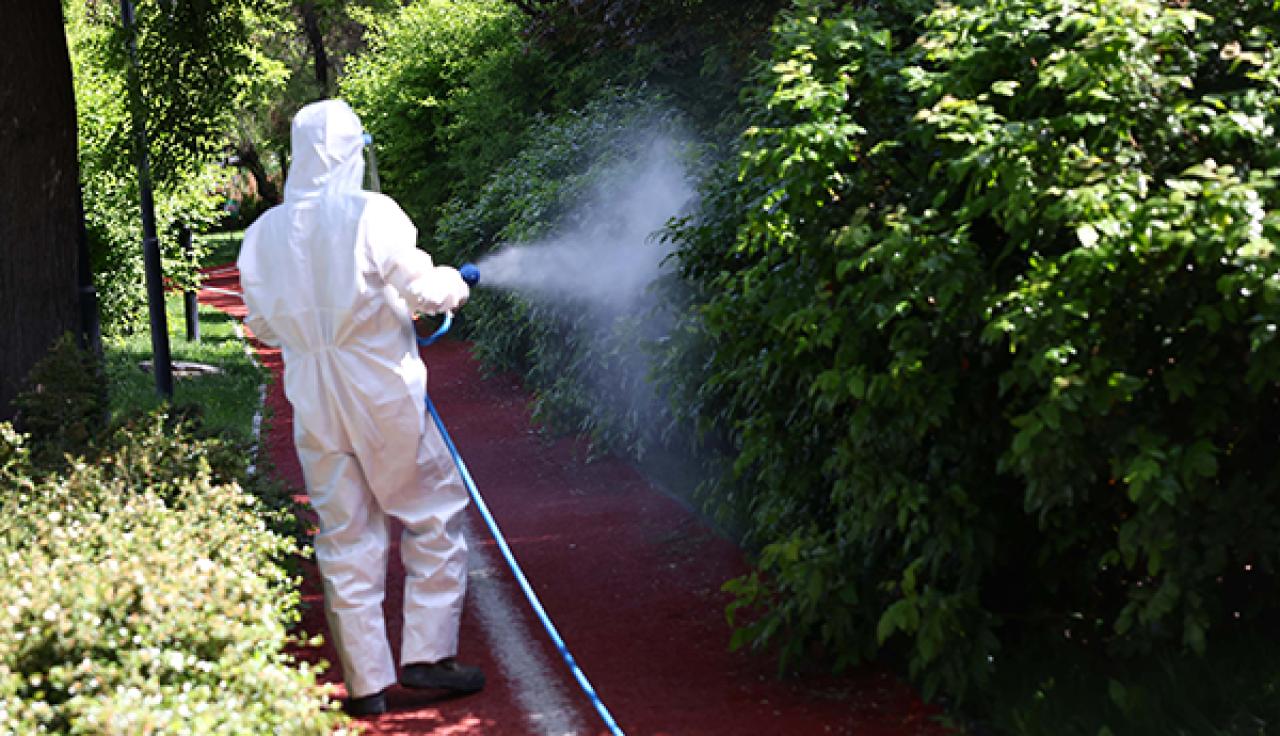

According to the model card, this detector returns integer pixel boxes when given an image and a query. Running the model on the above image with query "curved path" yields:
[200,266,948,736]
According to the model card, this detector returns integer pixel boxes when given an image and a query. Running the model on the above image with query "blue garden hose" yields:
[416,299,626,736]
[420,312,454,346]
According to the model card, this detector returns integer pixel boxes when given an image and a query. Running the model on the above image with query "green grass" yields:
[104,293,265,441]
[199,229,244,267]
[105,229,261,438]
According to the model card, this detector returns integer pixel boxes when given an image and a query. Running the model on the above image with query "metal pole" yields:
[181,226,200,342]
[363,133,380,192]
[120,0,173,398]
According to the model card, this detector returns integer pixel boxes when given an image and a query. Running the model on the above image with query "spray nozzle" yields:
[460,263,480,287]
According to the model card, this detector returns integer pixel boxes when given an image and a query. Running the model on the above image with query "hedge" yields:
[672,0,1280,703]
[336,0,1280,713]
[0,343,344,733]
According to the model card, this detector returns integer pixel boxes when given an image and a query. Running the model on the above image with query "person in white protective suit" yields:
[237,99,483,716]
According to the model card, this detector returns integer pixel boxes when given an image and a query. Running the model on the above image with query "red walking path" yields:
[199,265,948,736]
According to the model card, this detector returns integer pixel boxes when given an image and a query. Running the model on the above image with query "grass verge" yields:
[104,292,264,442]
[198,229,244,268]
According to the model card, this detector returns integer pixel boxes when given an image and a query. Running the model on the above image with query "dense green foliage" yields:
[983,628,1280,735]
[341,0,557,244]
[674,0,1280,704]
[66,0,272,332]
[341,0,779,244]
[513,0,784,127]
[12,335,108,467]
[0,341,342,733]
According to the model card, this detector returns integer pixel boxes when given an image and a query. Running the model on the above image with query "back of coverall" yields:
[237,99,471,699]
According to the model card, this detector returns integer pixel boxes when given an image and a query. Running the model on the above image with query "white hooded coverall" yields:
[237,99,472,698]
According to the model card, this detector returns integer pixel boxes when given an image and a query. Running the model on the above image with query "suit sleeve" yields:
[236,231,282,347]
[244,309,282,347]
[367,196,469,315]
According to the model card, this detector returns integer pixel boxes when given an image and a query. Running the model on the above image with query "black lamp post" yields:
[181,225,200,342]
[119,0,174,398]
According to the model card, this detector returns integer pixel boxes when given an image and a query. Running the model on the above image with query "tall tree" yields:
[0,3,87,417]
[229,0,402,207]
[298,1,332,93]
[67,0,265,332]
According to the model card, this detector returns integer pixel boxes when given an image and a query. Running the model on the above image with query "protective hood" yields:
[284,99,366,201]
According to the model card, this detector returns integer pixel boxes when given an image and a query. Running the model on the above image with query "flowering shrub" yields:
[0,419,344,733]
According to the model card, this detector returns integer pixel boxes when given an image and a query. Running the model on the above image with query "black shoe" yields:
[401,658,486,694]
[343,689,388,716]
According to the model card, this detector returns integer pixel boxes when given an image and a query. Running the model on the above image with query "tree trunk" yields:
[299,2,330,94]
[236,136,281,205]
[278,144,291,191]
[0,3,86,418]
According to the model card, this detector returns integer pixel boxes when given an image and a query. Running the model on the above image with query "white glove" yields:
[405,266,469,315]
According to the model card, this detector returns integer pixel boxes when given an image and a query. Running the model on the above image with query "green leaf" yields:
[991,80,1020,97]
[847,373,867,399]
[1184,439,1218,479]
[1076,223,1100,248]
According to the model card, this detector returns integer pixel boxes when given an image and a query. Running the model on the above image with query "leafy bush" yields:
[12,335,107,467]
[673,0,1280,704]
[341,0,555,243]
[512,0,785,128]
[339,0,788,462]
[0,337,336,732]
[0,419,343,732]
[0,418,342,734]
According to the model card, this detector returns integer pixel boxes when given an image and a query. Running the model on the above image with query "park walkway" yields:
[199,265,947,736]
